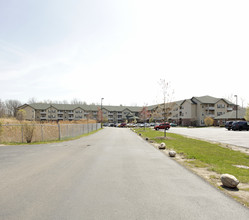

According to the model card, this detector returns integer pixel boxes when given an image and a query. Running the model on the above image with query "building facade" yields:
[18,96,236,126]
[153,96,235,126]
[17,103,144,123]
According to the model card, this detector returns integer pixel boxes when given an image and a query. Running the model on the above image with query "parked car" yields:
[154,123,170,130]
[231,121,249,131]
[119,123,127,127]
[170,123,177,127]
[225,121,233,130]
[145,123,150,127]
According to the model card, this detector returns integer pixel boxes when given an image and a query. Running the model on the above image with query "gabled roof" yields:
[191,95,235,105]
[18,103,144,112]
[26,103,51,110]
[215,108,246,120]
[178,99,192,105]
[192,96,219,104]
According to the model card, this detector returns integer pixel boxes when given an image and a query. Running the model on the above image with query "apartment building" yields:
[17,103,144,123]
[164,96,235,126]
[18,95,236,126]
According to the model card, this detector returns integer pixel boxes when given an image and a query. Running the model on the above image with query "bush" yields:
[204,117,214,126]
[23,123,35,143]
[16,109,26,121]
[0,121,3,141]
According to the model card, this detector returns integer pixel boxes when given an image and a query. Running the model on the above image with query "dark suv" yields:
[231,121,249,131]
[225,121,233,130]
[154,123,170,130]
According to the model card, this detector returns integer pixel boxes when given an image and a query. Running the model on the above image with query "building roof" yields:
[18,95,236,113]
[215,108,246,120]
[192,95,234,105]
[180,99,194,105]
[18,103,144,112]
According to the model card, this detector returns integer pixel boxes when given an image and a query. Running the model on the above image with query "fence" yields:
[0,123,101,143]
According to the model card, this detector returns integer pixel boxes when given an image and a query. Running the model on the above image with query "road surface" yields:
[0,128,249,219]
[168,127,249,148]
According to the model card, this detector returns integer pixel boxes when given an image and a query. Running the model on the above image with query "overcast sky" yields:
[1,0,248,107]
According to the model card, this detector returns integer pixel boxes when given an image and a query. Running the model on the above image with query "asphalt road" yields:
[168,127,249,148]
[0,128,249,220]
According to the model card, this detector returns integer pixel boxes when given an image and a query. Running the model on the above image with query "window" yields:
[217,104,225,108]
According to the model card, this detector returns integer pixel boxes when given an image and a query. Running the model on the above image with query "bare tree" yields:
[5,100,22,117]
[97,107,103,123]
[28,97,37,104]
[159,79,174,137]
[62,100,69,104]
[152,104,163,122]
[71,98,86,105]
[139,106,150,130]
[245,105,249,121]
[0,99,6,117]
[240,97,245,108]
[225,94,237,105]
[42,99,53,104]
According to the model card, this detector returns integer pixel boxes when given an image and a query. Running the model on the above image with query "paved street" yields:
[168,127,249,148]
[0,127,249,219]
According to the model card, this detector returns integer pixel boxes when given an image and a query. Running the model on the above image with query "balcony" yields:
[206,107,215,111]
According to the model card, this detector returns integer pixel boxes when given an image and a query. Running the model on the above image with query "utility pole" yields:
[101,98,104,128]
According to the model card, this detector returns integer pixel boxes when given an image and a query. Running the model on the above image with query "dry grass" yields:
[0,117,96,125]
[0,117,97,143]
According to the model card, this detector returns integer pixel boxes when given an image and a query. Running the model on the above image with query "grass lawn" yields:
[134,128,249,183]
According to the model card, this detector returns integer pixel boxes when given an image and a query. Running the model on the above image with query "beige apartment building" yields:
[18,95,236,126]
[17,103,144,123]
[167,96,235,126]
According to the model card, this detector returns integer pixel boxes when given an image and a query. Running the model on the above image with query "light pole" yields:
[234,95,238,120]
[101,98,104,128]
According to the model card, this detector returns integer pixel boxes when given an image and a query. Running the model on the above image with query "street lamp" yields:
[234,95,238,120]
[101,98,104,128]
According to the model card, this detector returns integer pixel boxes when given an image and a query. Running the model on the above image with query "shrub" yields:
[16,109,26,121]
[204,117,214,126]
[23,123,35,143]
[0,121,3,141]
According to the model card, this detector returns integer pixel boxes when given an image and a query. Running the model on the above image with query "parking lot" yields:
[167,127,249,149]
